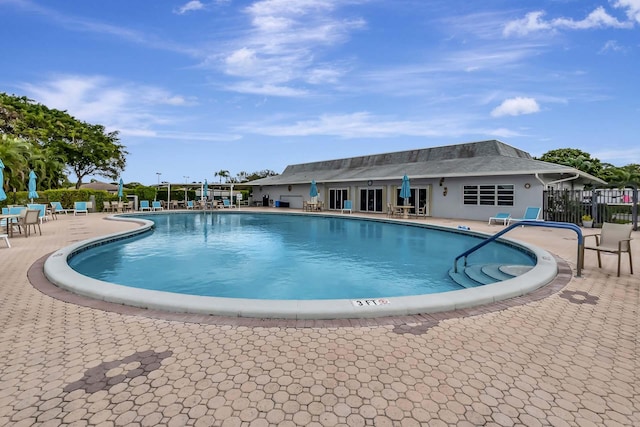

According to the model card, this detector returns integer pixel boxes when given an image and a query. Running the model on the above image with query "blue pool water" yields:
[69,213,534,300]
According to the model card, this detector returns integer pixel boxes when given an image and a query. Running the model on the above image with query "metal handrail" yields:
[453,221,584,277]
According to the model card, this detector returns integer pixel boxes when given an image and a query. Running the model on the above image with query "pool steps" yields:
[448,263,533,289]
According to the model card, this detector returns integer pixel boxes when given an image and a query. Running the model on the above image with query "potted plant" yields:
[582,214,593,228]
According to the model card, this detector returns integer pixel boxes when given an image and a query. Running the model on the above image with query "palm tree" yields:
[0,134,31,191]
[236,171,249,182]
[214,170,230,184]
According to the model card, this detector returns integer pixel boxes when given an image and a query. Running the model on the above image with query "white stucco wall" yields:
[427,176,544,221]
[253,175,546,221]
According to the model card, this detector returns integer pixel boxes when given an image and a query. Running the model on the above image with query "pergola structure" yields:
[150,182,252,208]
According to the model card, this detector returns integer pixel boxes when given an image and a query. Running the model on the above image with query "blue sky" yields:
[1,0,639,185]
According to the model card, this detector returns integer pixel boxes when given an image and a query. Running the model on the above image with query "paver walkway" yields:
[0,210,638,426]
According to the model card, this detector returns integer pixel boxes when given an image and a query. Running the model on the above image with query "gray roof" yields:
[251,140,606,185]
[77,181,119,191]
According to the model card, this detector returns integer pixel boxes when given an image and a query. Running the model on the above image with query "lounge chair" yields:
[507,207,542,225]
[584,222,633,277]
[151,201,163,211]
[74,201,88,216]
[139,200,151,211]
[27,204,48,223]
[341,200,352,214]
[0,233,9,248]
[222,199,235,209]
[488,212,511,225]
[186,201,194,209]
[50,201,73,216]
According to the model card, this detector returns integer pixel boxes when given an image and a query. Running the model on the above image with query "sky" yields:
[1,0,639,185]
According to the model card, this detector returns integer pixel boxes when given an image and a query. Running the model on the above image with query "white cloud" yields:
[224,47,259,76]
[491,97,540,117]
[613,0,640,23]
[225,82,308,97]
[19,75,197,136]
[175,1,205,15]
[241,112,520,139]
[599,39,625,53]
[503,7,632,37]
[217,0,366,96]
[552,7,630,30]
[503,11,551,37]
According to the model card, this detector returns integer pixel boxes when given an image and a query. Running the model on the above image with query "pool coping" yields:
[43,211,559,320]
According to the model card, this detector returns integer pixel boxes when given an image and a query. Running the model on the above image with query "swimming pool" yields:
[44,212,558,318]
[68,213,534,299]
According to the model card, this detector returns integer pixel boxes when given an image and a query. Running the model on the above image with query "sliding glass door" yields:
[359,188,383,212]
[328,188,348,210]
[395,187,431,214]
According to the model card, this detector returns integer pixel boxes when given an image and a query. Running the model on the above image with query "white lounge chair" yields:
[50,201,73,216]
[139,200,151,211]
[507,207,542,225]
[488,212,511,225]
[74,201,88,216]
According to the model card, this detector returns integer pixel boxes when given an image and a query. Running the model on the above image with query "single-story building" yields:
[250,140,606,221]
[76,181,119,193]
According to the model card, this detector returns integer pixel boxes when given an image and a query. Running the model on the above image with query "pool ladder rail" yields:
[452,220,584,279]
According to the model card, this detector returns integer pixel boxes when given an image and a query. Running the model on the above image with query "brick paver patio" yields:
[0,210,637,426]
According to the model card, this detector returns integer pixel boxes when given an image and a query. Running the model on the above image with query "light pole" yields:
[183,176,189,203]
[155,172,161,201]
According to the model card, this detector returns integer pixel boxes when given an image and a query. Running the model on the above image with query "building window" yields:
[463,184,514,206]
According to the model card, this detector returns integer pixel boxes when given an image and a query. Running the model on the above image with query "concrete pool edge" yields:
[43,213,559,320]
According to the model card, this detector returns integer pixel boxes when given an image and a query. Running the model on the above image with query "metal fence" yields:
[543,187,638,230]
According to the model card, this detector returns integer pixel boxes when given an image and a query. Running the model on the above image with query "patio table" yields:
[0,214,20,237]
[398,205,413,219]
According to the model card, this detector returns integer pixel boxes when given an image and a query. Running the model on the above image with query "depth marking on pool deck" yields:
[351,298,390,307]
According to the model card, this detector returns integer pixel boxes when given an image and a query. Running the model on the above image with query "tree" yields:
[0,134,31,191]
[245,169,279,181]
[601,163,640,187]
[235,171,249,183]
[214,169,230,183]
[537,148,603,178]
[0,92,127,188]
[51,123,127,189]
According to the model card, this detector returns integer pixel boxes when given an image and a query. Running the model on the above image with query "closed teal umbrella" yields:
[118,178,124,201]
[203,179,208,200]
[309,180,318,197]
[0,159,6,202]
[28,170,38,202]
[400,174,411,205]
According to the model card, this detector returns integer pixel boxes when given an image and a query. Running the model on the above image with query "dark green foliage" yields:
[0,92,127,189]
[537,148,603,178]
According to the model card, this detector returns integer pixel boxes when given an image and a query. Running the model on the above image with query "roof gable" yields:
[282,140,531,174]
